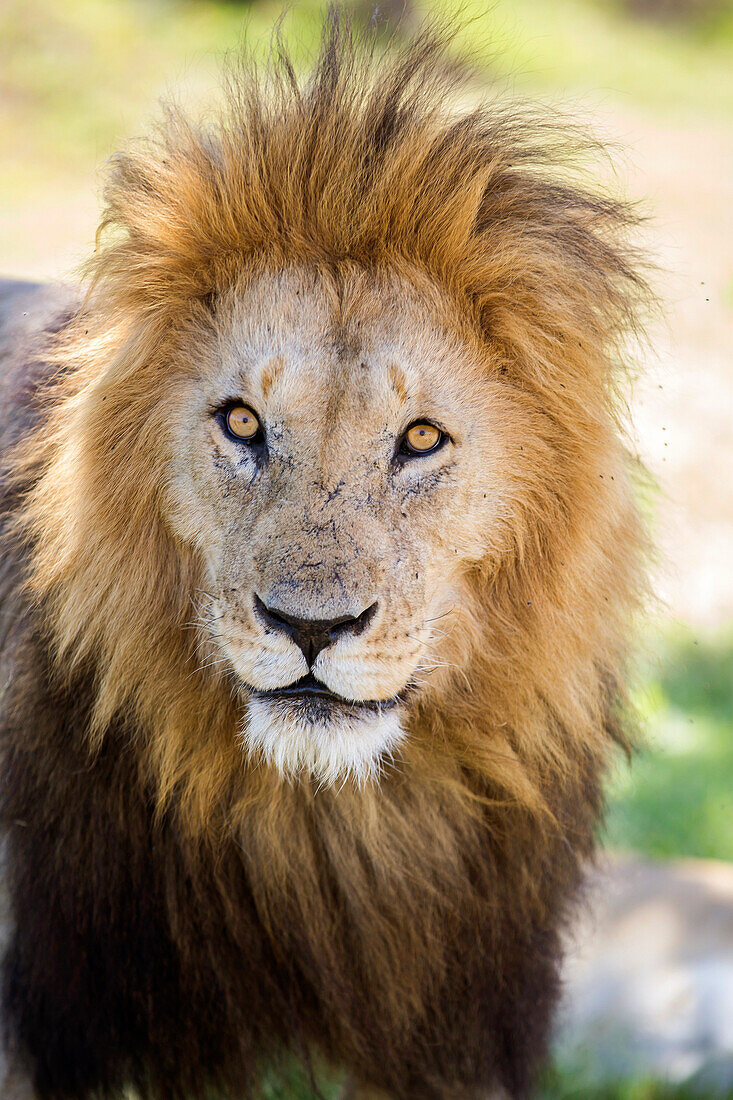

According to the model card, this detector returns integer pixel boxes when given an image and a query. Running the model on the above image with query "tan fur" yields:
[9,15,650,1066]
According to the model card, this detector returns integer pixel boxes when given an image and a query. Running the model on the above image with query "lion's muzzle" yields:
[253,595,378,668]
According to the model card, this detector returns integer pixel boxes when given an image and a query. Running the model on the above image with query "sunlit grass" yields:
[607,624,733,861]
[0,0,325,188]
[433,0,733,119]
[3,0,733,277]
[2,0,733,208]
[537,1064,733,1099]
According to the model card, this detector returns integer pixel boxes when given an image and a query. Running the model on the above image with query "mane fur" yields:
[3,14,651,1096]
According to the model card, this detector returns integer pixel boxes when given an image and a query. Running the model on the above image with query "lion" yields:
[0,14,650,1100]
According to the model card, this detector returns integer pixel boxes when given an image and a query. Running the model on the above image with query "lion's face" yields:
[163,266,516,784]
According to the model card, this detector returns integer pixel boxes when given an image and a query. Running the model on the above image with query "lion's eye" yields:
[401,422,445,456]
[223,405,262,442]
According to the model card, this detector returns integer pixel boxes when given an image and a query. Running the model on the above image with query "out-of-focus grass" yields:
[259,1057,344,1099]
[606,625,733,862]
[436,0,733,119]
[2,0,733,277]
[0,0,325,192]
[255,1047,733,1098]
[537,1064,733,1099]
[0,0,327,276]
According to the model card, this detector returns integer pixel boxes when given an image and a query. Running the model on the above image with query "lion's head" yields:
[16,18,649,830]
[163,263,532,785]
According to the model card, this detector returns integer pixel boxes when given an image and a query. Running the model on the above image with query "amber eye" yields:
[224,405,262,442]
[401,421,445,456]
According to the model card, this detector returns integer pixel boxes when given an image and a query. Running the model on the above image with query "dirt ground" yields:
[560,852,733,1088]
[1,100,731,631]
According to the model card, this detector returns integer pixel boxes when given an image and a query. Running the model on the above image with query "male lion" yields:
[0,15,649,1100]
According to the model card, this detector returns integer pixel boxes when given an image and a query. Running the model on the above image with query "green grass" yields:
[254,1054,733,1098]
[607,625,733,861]
[259,1058,344,1099]
[435,0,733,119]
[2,0,733,272]
[263,1066,733,1098]
[4,0,733,169]
[254,1066,733,1099]
[0,0,326,193]
[537,1065,733,1099]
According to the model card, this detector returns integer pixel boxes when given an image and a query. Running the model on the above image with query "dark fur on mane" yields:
[0,12,650,1099]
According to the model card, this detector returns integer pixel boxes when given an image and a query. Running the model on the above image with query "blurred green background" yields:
[2,0,732,1097]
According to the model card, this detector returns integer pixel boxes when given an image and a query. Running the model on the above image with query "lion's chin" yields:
[241,696,405,787]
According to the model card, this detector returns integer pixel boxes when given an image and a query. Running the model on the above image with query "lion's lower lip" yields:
[252,673,398,712]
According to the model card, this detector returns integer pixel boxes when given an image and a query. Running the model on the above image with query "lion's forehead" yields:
[208,266,480,439]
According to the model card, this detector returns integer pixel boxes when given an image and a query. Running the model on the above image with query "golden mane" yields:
[13,10,649,864]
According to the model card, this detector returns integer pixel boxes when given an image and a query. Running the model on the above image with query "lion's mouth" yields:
[251,673,398,717]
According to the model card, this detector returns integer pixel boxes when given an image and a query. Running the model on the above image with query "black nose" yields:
[254,595,378,667]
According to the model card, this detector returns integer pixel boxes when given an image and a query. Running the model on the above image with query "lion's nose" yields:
[254,595,378,667]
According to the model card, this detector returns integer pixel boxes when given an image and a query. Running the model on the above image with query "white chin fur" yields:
[241,698,405,787]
